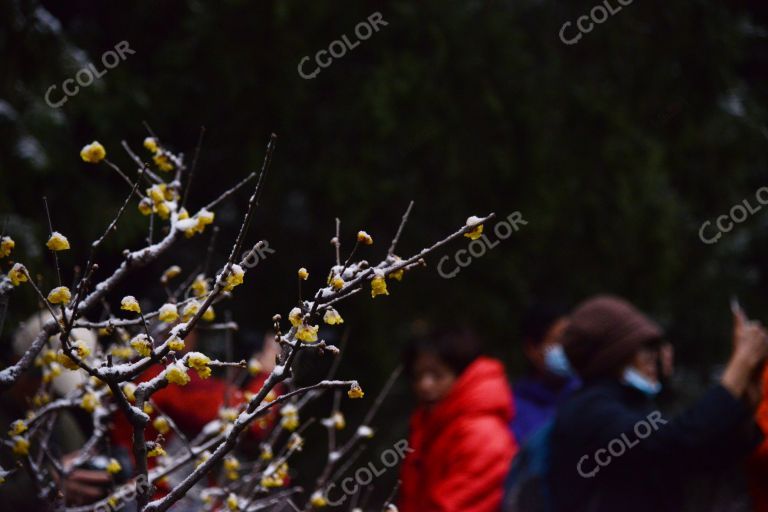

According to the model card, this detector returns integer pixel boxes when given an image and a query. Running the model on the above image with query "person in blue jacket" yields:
[511,303,580,445]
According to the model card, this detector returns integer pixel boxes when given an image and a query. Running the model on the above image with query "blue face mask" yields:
[622,367,662,397]
[544,344,574,378]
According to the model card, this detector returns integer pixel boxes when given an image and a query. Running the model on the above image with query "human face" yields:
[628,346,660,384]
[523,317,569,375]
[410,352,457,406]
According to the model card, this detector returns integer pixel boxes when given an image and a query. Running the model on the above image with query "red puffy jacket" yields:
[748,366,768,512]
[399,357,517,512]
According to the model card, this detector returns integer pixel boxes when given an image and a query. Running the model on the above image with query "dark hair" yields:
[520,302,568,346]
[403,327,482,378]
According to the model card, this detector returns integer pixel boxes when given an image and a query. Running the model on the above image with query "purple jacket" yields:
[511,374,580,445]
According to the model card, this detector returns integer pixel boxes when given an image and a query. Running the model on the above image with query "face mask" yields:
[544,344,574,378]
[622,367,662,397]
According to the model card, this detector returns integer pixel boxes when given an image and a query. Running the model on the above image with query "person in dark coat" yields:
[549,295,767,512]
[511,303,580,445]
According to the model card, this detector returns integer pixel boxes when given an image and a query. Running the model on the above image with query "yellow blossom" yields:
[357,230,373,245]
[187,352,211,379]
[223,264,244,292]
[280,404,299,431]
[12,437,29,456]
[9,420,27,437]
[147,184,166,204]
[153,416,170,435]
[177,208,189,220]
[156,202,171,220]
[310,491,328,508]
[143,137,159,153]
[330,275,344,290]
[110,345,133,359]
[224,456,240,473]
[80,141,106,164]
[348,383,364,399]
[260,445,273,461]
[130,334,152,357]
[184,209,215,237]
[288,307,303,328]
[138,198,153,216]
[168,336,185,352]
[226,493,239,511]
[106,458,122,475]
[147,443,165,458]
[202,307,215,322]
[388,259,404,281]
[48,286,71,305]
[331,411,345,430]
[248,358,262,375]
[81,392,98,412]
[42,363,62,382]
[153,153,174,172]
[191,276,209,297]
[158,303,179,323]
[464,216,484,240]
[297,323,319,343]
[182,300,201,321]
[370,272,388,298]
[46,232,70,251]
[121,296,141,314]
[195,451,211,468]
[298,267,309,280]
[33,392,51,407]
[322,308,343,325]
[8,263,27,286]
[219,407,238,422]
[161,265,182,283]
[123,383,137,402]
[287,433,304,451]
[166,362,190,386]
[143,402,154,415]
[261,473,285,488]
[0,236,15,258]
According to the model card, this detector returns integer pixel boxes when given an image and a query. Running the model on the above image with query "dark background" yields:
[1,0,768,506]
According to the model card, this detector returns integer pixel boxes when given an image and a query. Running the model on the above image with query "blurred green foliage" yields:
[1,0,768,503]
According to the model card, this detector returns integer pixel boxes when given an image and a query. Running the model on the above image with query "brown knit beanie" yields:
[562,295,663,379]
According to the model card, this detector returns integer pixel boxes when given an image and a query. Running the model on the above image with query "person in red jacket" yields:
[399,328,518,512]
[748,366,768,512]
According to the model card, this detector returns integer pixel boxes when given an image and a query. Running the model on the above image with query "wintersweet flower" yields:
[370,270,388,298]
[106,458,122,475]
[12,436,29,456]
[177,208,189,220]
[223,264,244,292]
[196,451,211,468]
[182,300,201,321]
[202,307,215,322]
[298,267,309,280]
[248,358,262,375]
[330,275,344,290]
[226,493,239,511]
[224,456,240,481]
[0,236,15,258]
[219,407,238,422]
[110,346,133,359]
[143,403,154,415]
[130,334,152,357]
[331,411,346,430]
[153,153,174,172]
[297,323,319,343]
[357,230,373,245]
[80,141,106,163]
[147,443,165,458]
[287,433,304,451]
[8,420,27,437]
[8,263,27,286]
[187,352,212,379]
[46,232,70,251]
[280,403,299,431]
[153,416,170,435]
[81,392,98,412]
[168,336,184,352]
[155,202,171,220]
[161,265,182,283]
[348,383,364,399]
[43,363,62,383]
[464,215,484,240]
[191,276,209,297]
[166,362,190,386]
[48,286,71,305]
[121,296,141,314]
[138,198,153,216]
[260,445,273,461]
[310,491,328,508]
[123,383,137,402]
[143,137,159,153]
[323,308,343,325]
[158,303,179,323]
[288,307,303,328]
[147,184,167,204]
